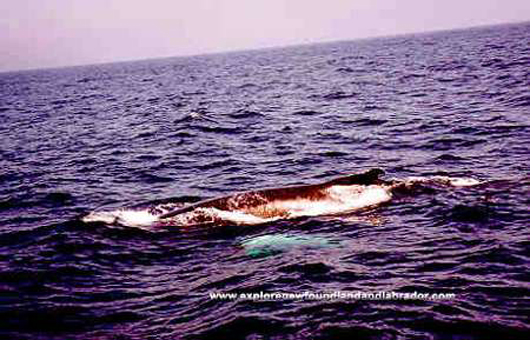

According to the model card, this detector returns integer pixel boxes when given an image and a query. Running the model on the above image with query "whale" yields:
[158,168,390,221]
[82,168,481,228]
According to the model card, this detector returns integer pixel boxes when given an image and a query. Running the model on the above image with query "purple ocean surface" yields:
[0,22,529,339]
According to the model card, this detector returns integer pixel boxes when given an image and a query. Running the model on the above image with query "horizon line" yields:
[1,19,528,75]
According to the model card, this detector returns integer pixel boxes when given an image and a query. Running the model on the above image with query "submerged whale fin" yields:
[325,168,385,186]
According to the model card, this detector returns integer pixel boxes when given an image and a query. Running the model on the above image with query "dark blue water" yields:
[1,22,529,339]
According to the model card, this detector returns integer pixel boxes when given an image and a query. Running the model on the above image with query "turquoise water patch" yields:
[240,233,343,258]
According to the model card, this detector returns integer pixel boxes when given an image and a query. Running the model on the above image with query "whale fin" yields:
[325,168,385,186]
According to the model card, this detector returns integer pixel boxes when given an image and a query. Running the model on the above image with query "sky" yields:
[1,0,529,72]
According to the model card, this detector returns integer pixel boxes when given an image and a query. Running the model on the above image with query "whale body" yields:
[158,168,389,220]
[82,169,480,228]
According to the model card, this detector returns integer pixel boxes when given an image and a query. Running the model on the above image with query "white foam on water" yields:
[403,176,481,187]
[82,211,118,224]
[432,176,481,187]
[82,209,158,228]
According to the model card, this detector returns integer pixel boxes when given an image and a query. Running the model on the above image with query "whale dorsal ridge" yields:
[326,168,385,186]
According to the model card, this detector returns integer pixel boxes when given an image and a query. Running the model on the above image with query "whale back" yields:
[159,168,386,219]
[324,168,385,186]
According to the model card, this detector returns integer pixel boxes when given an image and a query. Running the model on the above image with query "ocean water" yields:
[1,22,529,339]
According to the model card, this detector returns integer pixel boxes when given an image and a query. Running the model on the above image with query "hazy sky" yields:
[1,0,529,72]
